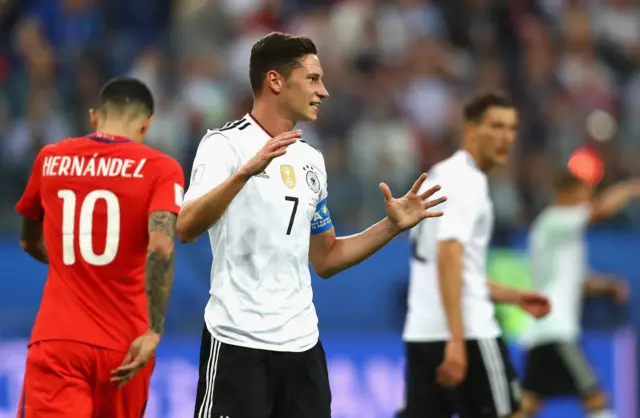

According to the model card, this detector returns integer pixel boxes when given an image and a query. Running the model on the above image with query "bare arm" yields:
[146,210,177,336]
[584,274,627,301]
[488,281,522,304]
[19,217,48,264]
[309,175,445,278]
[489,279,551,318]
[176,171,250,242]
[590,179,640,222]
[309,218,401,279]
[437,240,464,341]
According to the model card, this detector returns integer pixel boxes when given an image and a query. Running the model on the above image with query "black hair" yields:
[463,90,514,123]
[97,77,154,117]
[249,32,318,94]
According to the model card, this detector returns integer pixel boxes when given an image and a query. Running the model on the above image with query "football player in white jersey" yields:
[521,169,640,418]
[401,91,551,418]
[176,32,447,418]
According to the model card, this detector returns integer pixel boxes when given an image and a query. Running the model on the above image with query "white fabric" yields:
[183,114,329,352]
[403,150,500,341]
[522,204,591,347]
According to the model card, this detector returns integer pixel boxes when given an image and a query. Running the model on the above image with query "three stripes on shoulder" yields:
[220,118,250,132]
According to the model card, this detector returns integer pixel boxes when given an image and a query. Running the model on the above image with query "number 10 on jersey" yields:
[58,189,121,266]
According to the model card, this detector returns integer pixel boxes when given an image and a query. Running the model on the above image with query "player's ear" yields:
[463,121,477,138]
[140,116,153,136]
[266,70,283,94]
[89,109,98,128]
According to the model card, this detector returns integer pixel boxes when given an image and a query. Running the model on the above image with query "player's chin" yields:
[493,153,510,166]
[303,106,319,122]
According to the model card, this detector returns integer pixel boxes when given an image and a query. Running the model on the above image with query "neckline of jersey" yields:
[246,113,276,138]
[87,132,133,143]
[460,149,480,171]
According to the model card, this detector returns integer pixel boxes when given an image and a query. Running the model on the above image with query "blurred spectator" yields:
[0,0,639,231]
[3,89,70,168]
[348,65,421,224]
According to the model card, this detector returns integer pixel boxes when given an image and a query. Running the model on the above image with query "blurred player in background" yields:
[15,77,184,417]
[521,169,640,418]
[401,91,551,418]
[177,32,446,418]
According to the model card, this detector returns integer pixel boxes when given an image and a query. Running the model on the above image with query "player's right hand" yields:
[111,330,160,388]
[239,130,302,177]
[437,339,467,388]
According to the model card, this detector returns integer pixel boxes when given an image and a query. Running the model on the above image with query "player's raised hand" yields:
[380,173,447,232]
[239,130,302,177]
[111,330,160,388]
[517,291,551,318]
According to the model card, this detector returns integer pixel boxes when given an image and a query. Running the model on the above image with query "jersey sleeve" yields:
[435,184,478,245]
[310,152,333,235]
[148,156,185,215]
[317,152,328,202]
[15,149,47,221]
[547,204,591,236]
[183,131,239,205]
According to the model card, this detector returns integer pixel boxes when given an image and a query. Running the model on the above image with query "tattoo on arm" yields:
[20,217,48,264]
[146,210,177,335]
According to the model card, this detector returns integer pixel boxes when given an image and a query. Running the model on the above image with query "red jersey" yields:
[15,133,185,352]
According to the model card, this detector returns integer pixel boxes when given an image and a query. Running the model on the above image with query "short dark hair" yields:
[97,77,154,117]
[463,90,513,122]
[554,168,587,191]
[249,32,318,94]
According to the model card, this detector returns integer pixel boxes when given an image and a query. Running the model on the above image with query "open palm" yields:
[380,173,447,232]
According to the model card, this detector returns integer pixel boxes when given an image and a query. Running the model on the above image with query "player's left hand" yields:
[517,291,551,318]
[111,330,160,388]
[381,173,447,232]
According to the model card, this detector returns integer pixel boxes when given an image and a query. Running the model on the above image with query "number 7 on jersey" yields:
[285,196,298,235]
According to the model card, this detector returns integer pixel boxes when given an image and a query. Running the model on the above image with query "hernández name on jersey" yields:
[41,154,147,178]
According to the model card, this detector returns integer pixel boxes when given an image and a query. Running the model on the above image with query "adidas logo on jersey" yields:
[254,171,270,179]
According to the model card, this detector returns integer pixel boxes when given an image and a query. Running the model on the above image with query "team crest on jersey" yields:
[280,165,296,189]
[303,165,321,194]
[191,164,204,185]
[174,184,184,207]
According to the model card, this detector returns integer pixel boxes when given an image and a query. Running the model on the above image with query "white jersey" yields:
[521,204,590,347]
[183,114,333,352]
[403,150,500,342]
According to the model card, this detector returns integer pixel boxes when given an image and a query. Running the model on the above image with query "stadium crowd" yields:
[1,0,640,234]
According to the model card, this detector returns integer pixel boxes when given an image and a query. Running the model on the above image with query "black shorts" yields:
[522,342,600,398]
[193,324,331,418]
[404,338,521,418]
